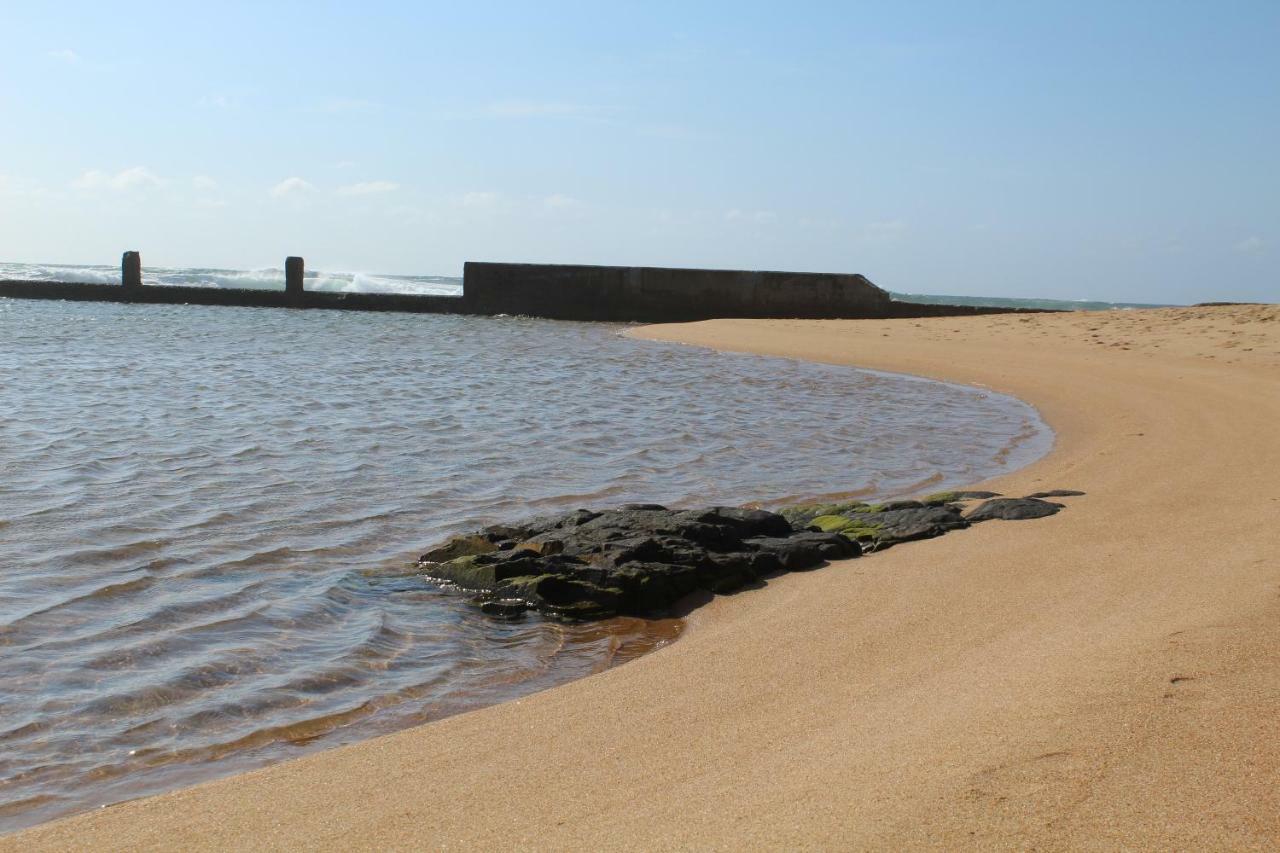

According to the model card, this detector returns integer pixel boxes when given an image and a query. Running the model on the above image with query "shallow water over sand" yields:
[0,298,1048,831]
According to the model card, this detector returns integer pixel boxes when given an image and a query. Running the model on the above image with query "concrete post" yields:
[122,251,142,290]
[285,256,305,302]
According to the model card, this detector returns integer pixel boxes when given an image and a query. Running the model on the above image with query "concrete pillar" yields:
[285,256,305,301]
[122,251,142,290]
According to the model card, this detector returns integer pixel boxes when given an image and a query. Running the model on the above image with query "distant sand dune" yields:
[6,304,1278,850]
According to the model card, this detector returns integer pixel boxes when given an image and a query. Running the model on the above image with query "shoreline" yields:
[6,304,1278,849]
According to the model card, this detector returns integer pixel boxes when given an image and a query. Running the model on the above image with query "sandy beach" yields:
[6,303,1279,850]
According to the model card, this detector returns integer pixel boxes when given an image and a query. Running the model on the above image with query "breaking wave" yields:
[0,262,464,297]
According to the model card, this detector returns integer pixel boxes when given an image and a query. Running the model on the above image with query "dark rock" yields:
[494,574,623,619]
[966,497,1063,522]
[418,533,496,564]
[417,489,1074,620]
[1026,489,1086,498]
[745,532,859,570]
[419,504,802,619]
[807,505,968,549]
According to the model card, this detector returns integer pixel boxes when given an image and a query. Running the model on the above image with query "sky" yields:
[0,1,1276,304]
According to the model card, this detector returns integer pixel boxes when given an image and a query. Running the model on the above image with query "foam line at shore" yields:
[5,304,1278,850]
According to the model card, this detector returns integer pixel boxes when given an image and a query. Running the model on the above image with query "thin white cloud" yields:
[543,194,584,211]
[639,123,706,141]
[1234,236,1267,255]
[199,94,235,109]
[72,166,163,191]
[318,97,380,114]
[192,175,218,191]
[49,49,81,64]
[858,219,907,244]
[461,191,502,208]
[483,100,592,119]
[725,208,777,224]
[337,180,400,196]
[270,177,317,198]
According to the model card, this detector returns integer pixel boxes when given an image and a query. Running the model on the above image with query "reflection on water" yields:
[0,299,1048,832]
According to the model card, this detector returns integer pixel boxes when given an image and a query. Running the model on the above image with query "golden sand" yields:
[7,304,1279,850]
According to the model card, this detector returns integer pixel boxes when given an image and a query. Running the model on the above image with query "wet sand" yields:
[6,304,1279,850]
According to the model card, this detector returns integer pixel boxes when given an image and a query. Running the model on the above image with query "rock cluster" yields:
[418,490,1082,620]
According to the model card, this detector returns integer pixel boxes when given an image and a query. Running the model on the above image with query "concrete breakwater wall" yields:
[0,255,1048,321]
[462,262,895,321]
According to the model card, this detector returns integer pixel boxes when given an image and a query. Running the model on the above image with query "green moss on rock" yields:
[418,533,497,564]
[779,500,870,527]
[421,554,501,590]
[807,514,884,542]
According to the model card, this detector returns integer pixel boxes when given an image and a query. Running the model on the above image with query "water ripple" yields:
[0,298,1048,832]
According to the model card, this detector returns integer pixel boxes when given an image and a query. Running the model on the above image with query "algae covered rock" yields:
[803,504,969,549]
[418,533,497,564]
[416,489,1080,621]
[779,500,874,529]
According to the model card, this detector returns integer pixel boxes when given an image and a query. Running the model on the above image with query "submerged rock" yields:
[417,489,1080,620]
[419,505,853,619]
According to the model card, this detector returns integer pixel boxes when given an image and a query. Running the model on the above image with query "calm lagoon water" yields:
[0,295,1049,832]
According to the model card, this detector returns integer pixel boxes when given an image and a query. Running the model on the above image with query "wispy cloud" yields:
[72,167,163,191]
[543,194,584,211]
[49,48,81,64]
[1234,236,1267,255]
[192,175,218,191]
[858,219,908,245]
[270,177,317,198]
[337,180,400,196]
[317,97,380,114]
[639,123,707,141]
[461,191,502,208]
[198,94,236,110]
[726,209,778,224]
[482,100,598,119]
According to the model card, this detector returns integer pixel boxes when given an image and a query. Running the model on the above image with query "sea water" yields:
[0,276,1050,832]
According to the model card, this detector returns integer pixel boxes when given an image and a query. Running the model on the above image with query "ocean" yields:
[0,265,1051,831]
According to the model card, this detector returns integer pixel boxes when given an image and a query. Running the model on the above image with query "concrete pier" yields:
[122,251,142,290]
[0,257,1052,321]
[285,256,304,300]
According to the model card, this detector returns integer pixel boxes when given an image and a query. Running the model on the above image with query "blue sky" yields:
[0,1,1276,303]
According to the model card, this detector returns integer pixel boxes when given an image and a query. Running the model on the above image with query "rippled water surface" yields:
[0,298,1048,832]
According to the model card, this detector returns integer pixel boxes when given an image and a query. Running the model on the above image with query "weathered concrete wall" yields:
[461,262,896,322]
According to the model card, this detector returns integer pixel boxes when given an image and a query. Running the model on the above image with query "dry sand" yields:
[6,304,1279,850]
